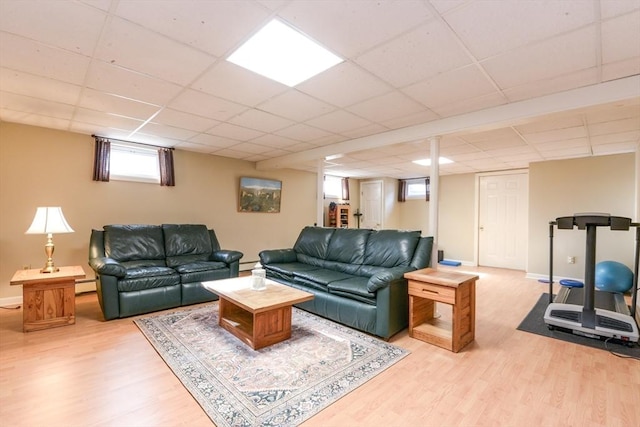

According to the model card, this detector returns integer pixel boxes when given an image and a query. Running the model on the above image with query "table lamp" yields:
[25,207,74,273]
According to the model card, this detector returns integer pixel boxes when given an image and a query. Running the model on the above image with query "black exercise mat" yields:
[517,293,640,358]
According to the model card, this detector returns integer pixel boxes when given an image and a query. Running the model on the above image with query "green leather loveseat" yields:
[259,226,433,339]
[89,224,243,320]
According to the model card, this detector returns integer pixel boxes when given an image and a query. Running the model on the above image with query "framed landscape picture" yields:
[238,177,282,213]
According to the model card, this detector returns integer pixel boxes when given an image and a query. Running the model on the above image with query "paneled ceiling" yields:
[1,0,639,179]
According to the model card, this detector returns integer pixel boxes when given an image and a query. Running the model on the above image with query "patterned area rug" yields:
[134,303,409,427]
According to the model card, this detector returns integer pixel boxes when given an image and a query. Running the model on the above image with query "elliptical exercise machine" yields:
[543,214,639,344]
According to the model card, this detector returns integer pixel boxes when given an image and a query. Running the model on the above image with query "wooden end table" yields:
[203,277,314,350]
[404,268,478,352]
[10,265,86,332]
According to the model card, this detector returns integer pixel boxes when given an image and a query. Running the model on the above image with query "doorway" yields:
[478,172,528,270]
[360,180,383,230]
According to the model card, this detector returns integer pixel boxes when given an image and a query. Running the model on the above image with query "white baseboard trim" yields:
[0,296,23,307]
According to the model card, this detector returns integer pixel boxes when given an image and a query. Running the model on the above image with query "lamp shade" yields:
[25,207,74,234]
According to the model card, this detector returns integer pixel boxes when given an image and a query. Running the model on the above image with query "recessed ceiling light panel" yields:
[227,19,344,87]
[412,157,453,166]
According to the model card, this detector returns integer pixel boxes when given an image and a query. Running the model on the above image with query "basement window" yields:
[324,175,342,199]
[110,143,160,184]
[406,178,427,200]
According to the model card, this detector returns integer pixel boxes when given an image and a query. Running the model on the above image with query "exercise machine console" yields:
[543,214,639,344]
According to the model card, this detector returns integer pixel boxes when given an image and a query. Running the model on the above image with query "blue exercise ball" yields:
[595,261,633,293]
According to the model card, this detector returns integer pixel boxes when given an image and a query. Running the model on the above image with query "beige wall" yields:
[528,153,636,279]
[0,122,316,300]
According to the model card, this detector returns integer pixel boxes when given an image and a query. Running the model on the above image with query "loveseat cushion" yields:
[117,267,179,292]
[174,261,227,274]
[293,268,355,286]
[363,230,420,268]
[163,224,212,267]
[104,225,165,262]
[325,228,371,264]
[293,227,335,259]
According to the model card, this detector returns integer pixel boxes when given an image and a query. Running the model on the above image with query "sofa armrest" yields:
[89,257,126,278]
[259,249,298,265]
[211,250,243,264]
[366,266,411,292]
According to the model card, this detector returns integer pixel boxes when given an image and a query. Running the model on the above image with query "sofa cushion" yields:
[118,267,179,292]
[163,224,212,267]
[325,228,371,264]
[174,261,227,274]
[363,230,421,268]
[327,277,376,305]
[293,227,335,259]
[293,268,355,286]
[104,225,165,262]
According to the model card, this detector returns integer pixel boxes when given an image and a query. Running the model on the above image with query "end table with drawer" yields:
[404,268,479,352]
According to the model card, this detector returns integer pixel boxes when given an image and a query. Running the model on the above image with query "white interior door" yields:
[360,180,383,230]
[478,173,528,269]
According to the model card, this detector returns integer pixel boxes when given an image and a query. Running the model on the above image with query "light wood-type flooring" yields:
[1,266,638,427]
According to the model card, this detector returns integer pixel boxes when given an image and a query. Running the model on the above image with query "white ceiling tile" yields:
[525,127,587,144]
[0,68,81,105]
[85,61,183,106]
[68,122,132,140]
[589,117,640,136]
[153,108,220,133]
[590,130,640,145]
[207,122,265,141]
[471,136,528,151]
[72,107,144,131]
[0,33,91,85]
[188,133,238,149]
[347,91,428,123]
[0,91,75,119]
[77,88,160,120]
[430,0,468,15]
[444,1,596,60]
[601,10,640,64]
[403,65,498,109]
[135,122,198,141]
[229,109,294,133]
[461,127,522,142]
[0,0,106,56]
[250,134,299,149]
[297,62,389,108]
[79,1,111,12]
[355,20,471,87]
[600,1,640,20]
[592,141,639,154]
[381,110,440,130]
[0,108,70,130]
[95,17,214,85]
[169,89,247,121]
[534,137,589,152]
[226,142,271,154]
[541,146,591,159]
[429,91,507,117]
[193,61,287,107]
[483,26,598,89]
[273,123,333,142]
[586,103,640,123]
[502,68,599,103]
[601,57,640,81]
[212,147,254,159]
[515,115,585,134]
[279,0,433,57]
[174,141,216,154]
[258,90,335,122]
[341,123,389,139]
[305,110,372,134]
[114,0,270,57]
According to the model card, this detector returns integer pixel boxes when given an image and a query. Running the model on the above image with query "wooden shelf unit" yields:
[327,204,350,228]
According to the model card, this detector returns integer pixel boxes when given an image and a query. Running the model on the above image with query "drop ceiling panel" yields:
[258,90,336,122]
[168,89,247,121]
[207,122,265,141]
[602,10,640,64]
[430,91,507,118]
[347,91,429,123]
[0,0,106,56]
[188,133,239,149]
[0,68,81,106]
[193,61,287,107]
[153,108,220,133]
[482,26,597,89]
[250,134,300,150]
[0,33,91,85]
[0,91,74,119]
[589,117,640,136]
[524,126,587,144]
[305,110,372,134]
[273,123,333,142]
[78,89,160,120]
[279,0,433,57]
[95,17,215,85]
[502,68,599,103]
[114,0,270,57]
[229,109,294,133]
[137,122,198,141]
[444,0,595,60]
[355,19,471,87]
[72,107,144,130]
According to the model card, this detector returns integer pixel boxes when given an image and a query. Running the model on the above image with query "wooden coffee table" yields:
[202,277,314,350]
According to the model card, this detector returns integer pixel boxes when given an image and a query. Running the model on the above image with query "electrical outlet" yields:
[22,264,30,270]
[567,256,576,264]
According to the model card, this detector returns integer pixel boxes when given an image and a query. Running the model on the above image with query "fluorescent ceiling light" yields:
[227,19,343,87]
[412,157,454,166]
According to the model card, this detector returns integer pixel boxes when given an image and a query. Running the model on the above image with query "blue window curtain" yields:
[92,136,110,182]
[159,148,175,187]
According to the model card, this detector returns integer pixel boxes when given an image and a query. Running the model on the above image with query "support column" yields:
[429,136,441,267]
[636,143,640,221]
[317,159,325,227]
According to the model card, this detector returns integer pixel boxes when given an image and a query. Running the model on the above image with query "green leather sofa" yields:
[89,224,243,320]
[259,226,433,339]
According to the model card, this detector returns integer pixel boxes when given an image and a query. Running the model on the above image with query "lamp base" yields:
[40,265,60,274]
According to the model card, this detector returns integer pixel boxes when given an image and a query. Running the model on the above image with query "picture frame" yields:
[238,177,282,213]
